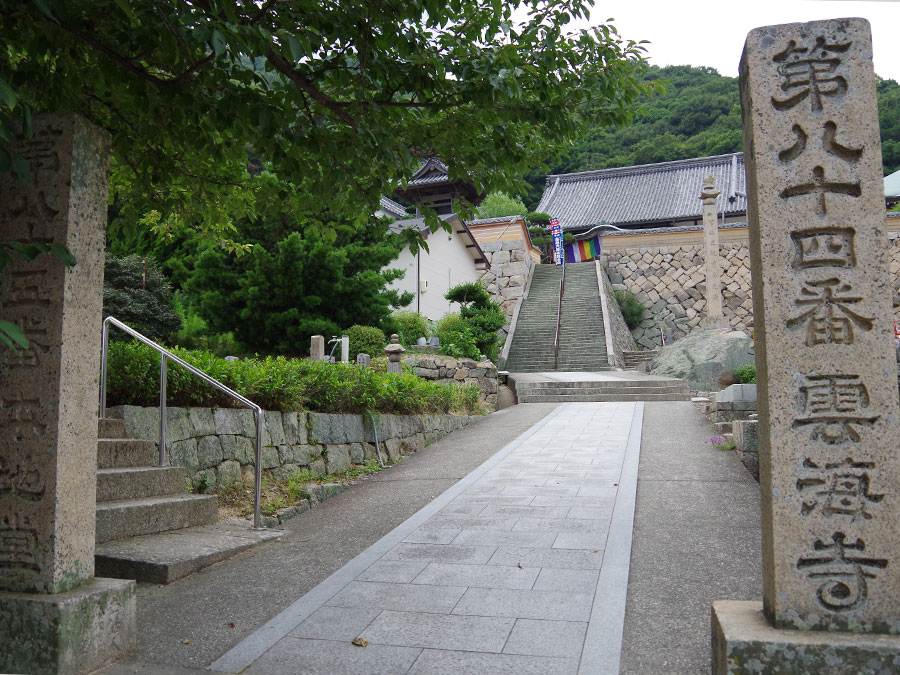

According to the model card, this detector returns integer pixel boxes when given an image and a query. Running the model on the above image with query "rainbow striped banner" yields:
[565,235,601,263]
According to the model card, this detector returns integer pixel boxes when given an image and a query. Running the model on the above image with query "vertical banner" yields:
[550,217,564,266]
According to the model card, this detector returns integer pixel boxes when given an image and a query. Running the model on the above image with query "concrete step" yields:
[517,385,688,397]
[97,466,188,502]
[95,494,219,544]
[518,392,692,403]
[519,380,688,391]
[98,438,158,469]
[95,520,282,584]
[99,417,127,439]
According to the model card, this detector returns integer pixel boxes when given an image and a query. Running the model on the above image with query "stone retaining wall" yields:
[602,241,753,350]
[108,405,480,491]
[598,264,636,366]
[477,238,535,341]
[401,354,499,410]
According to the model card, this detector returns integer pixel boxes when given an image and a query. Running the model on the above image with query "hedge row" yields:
[105,341,482,415]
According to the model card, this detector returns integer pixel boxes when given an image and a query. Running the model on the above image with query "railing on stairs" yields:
[99,316,265,530]
[554,264,566,370]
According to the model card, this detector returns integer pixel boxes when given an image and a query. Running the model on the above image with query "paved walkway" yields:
[208,402,643,674]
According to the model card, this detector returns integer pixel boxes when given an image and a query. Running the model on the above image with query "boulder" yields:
[651,328,754,391]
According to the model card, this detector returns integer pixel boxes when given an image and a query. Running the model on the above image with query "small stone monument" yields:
[340,335,349,363]
[713,18,900,671]
[0,113,135,673]
[310,335,325,362]
[700,174,727,328]
[384,334,405,374]
[356,353,371,368]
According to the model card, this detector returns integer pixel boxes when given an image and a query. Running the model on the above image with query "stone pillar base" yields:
[712,600,900,674]
[0,577,136,675]
[700,316,730,329]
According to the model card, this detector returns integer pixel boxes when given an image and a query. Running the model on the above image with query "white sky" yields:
[586,0,899,82]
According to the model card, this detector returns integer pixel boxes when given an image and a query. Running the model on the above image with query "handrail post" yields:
[253,410,263,529]
[99,319,109,418]
[159,354,167,466]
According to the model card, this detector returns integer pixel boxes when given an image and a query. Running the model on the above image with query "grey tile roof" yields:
[379,196,408,218]
[467,216,524,226]
[537,153,747,231]
[601,221,748,237]
[407,158,450,187]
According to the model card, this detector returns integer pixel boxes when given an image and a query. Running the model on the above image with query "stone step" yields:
[518,392,692,403]
[518,380,687,391]
[99,417,127,439]
[97,466,188,502]
[517,385,687,397]
[98,438,159,469]
[95,520,282,584]
[95,494,219,544]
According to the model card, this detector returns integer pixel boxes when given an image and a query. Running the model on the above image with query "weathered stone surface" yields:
[308,413,365,444]
[0,577,136,675]
[217,460,242,486]
[282,412,302,445]
[170,439,199,473]
[261,446,279,470]
[197,436,224,470]
[732,420,758,455]
[712,601,900,674]
[349,443,366,464]
[213,408,244,436]
[187,408,215,437]
[220,435,253,465]
[263,411,286,447]
[651,328,753,391]
[324,445,352,474]
[740,18,900,634]
[292,445,311,466]
[310,335,325,361]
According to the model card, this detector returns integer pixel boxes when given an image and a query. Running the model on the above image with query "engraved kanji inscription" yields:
[797,532,887,611]
[790,228,856,269]
[772,37,851,112]
[0,457,45,502]
[780,166,861,215]
[797,458,883,519]
[778,122,863,164]
[786,278,874,345]
[792,374,879,443]
[0,395,49,442]
[0,525,40,572]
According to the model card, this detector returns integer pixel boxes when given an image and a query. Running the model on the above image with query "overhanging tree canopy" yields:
[1,0,654,240]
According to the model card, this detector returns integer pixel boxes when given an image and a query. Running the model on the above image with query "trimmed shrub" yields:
[346,325,387,361]
[392,310,430,347]
[443,281,505,361]
[104,341,483,415]
[734,364,756,384]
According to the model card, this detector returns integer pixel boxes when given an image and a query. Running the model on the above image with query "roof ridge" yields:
[545,152,744,185]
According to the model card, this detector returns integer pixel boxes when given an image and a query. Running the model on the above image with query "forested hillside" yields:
[521,65,900,208]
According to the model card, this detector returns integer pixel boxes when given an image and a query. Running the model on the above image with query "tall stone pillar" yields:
[700,175,726,327]
[712,19,900,672]
[0,113,135,674]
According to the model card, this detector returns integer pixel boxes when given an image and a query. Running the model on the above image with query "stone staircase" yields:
[510,375,692,403]
[504,263,611,373]
[504,264,563,372]
[95,418,280,583]
[555,264,610,372]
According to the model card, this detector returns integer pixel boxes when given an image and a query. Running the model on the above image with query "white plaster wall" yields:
[388,232,480,321]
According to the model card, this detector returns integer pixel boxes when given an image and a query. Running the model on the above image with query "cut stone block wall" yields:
[108,406,479,491]
[477,238,536,343]
[401,354,499,410]
[602,242,753,350]
[598,264,636,366]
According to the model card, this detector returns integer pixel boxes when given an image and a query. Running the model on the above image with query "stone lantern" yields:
[384,334,405,374]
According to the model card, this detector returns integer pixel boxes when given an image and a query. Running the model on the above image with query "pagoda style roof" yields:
[537,153,748,231]
[392,159,484,206]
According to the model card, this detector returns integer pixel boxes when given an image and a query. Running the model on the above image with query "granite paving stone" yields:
[354,560,429,583]
[244,638,421,675]
[532,567,600,593]
[407,649,578,675]
[451,529,558,549]
[288,606,382,641]
[411,562,540,589]
[359,610,515,652]
[502,618,588,658]
[487,546,606,570]
[452,587,594,621]
[381,542,497,564]
[326,581,466,613]
[402,529,460,544]
[552,532,610,550]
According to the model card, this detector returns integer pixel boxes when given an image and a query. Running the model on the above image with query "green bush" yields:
[103,254,182,342]
[345,325,387,361]
[392,310,430,347]
[734,365,756,384]
[104,341,483,415]
[443,281,505,361]
[614,290,645,329]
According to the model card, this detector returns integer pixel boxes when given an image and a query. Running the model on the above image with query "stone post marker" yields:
[700,174,727,327]
[385,334,405,374]
[340,335,349,363]
[309,335,325,361]
[0,113,135,673]
[713,18,900,671]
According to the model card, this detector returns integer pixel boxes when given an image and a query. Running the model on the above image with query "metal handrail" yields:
[99,316,264,530]
[554,264,566,370]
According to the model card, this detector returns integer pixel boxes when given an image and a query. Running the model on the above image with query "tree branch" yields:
[266,50,358,128]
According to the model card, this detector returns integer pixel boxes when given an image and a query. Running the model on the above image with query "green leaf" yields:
[0,78,16,110]
[211,30,226,58]
[286,35,302,63]
[0,320,29,350]
[49,244,76,267]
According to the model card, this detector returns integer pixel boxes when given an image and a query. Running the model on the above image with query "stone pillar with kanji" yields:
[700,174,727,327]
[0,113,135,674]
[712,19,900,672]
